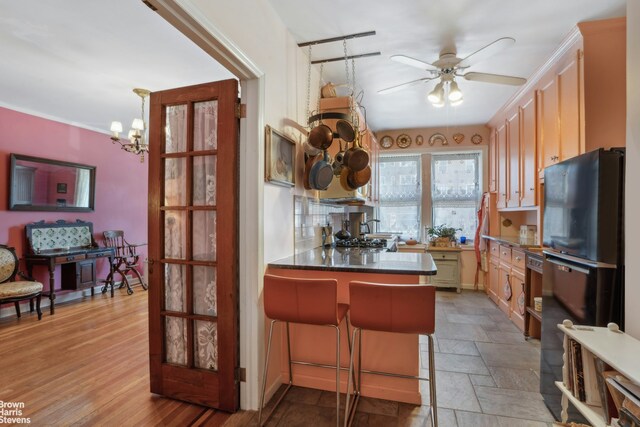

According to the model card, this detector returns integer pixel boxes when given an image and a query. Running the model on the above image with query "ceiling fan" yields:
[378,37,527,106]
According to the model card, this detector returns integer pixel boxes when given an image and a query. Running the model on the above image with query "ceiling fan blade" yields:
[463,72,526,86]
[457,37,515,68]
[390,55,438,71]
[377,77,435,95]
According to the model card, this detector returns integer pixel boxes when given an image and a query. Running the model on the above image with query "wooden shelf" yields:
[526,306,542,322]
[555,381,606,427]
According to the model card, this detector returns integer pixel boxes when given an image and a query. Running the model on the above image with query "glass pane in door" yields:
[192,211,216,261]
[193,266,217,316]
[165,211,187,260]
[194,101,218,150]
[194,320,218,370]
[165,105,188,153]
[164,264,187,312]
[165,316,187,366]
[193,156,216,206]
[165,158,187,206]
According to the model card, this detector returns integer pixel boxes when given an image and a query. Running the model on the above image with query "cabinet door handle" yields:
[515,256,521,261]
[529,187,534,191]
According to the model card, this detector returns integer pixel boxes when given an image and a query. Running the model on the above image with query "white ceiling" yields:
[268,0,626,131]
[0,0,233,133]
[0,1,626,135]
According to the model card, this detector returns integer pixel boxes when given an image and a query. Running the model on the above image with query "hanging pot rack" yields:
[297,31,380,64]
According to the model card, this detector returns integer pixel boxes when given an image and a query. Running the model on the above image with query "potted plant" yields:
[426,224,461,247]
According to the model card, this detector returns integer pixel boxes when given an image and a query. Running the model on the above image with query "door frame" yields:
[147,0,265,410]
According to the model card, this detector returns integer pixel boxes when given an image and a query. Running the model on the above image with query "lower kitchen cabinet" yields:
[486,240,530,333]
[426,248,461,293]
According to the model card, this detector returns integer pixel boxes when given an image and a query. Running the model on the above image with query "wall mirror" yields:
[9,153,96,212]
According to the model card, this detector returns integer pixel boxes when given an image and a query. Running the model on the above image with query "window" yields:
[378,155,421,236]
[431,152,481,241]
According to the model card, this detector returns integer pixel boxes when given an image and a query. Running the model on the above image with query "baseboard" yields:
[461,282,485,291]
[0,277,145,319]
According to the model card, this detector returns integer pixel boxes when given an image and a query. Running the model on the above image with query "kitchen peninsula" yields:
[265,247,437,404]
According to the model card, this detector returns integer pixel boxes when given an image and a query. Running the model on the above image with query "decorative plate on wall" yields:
[396,134,412,148]
[416,135,424,145]
[429,133,448,146]
[380,135,394,149]
[453,133,465,144]
[471,134,483,145]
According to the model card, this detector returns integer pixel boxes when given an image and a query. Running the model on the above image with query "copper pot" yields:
[340,167,358,191]
[349,165,371,188]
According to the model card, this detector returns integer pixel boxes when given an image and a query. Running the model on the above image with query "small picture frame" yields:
[56,183,67,194]
[265,125,296,187]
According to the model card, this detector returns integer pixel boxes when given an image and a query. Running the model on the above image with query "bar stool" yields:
[258,274,355,427]
[344,281,438,427]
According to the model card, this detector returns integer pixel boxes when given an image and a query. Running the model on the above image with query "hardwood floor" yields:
[0,289,228,426]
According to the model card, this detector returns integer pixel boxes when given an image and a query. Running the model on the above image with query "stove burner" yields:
[335,238,387,248]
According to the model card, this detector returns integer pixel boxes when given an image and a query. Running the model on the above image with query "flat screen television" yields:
[543,148,624,265]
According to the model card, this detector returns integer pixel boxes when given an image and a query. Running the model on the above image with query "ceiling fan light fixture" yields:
[450,97,464,106]
[432,100,445,108]
[448,80,463,101]
[427,82,444,104]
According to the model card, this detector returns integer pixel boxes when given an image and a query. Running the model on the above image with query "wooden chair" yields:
[102,230,147,295]
[0,244,43,320]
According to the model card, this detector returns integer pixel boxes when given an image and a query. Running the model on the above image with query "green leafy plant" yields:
[426,224,461,241]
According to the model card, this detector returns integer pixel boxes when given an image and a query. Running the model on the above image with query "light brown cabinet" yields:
[496,124,507,209]
[489,129,497,192]
[487,243,527,333]
[507,111,520,208]
[558,50,582,161]
[538,77,560,170]
[520,96,537,206]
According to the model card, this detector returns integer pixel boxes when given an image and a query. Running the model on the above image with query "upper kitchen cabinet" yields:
[506,110,520,208]
[520,95,537,207]
[489,129,497,193]
[488,17,626,209]
[496,123,508,209]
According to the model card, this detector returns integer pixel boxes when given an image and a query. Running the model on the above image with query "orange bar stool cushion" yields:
[264,274,347,326]
[348,281,436,334]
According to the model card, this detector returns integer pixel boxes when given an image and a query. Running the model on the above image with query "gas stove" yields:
[335,237,387,249]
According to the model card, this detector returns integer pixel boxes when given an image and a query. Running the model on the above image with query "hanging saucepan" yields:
[309,150,334,190]
[308,123,333,150]
[303,153,321,190]
[342,132,369,172]
[333,140,346,176]
[348,165,372,188]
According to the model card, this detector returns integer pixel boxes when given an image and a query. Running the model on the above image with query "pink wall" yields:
[0,106,148,291]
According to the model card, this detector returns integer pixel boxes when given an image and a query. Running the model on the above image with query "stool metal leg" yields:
[344,327,361,427]
[258,320,294,426]
[428,334,438,427]
[333,324,341,427]
[258,319,276,426]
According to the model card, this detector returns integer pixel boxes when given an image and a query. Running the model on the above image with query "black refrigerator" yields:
[540,148,625,421]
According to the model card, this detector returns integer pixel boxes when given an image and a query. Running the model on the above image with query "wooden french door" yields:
[147,79,239,412]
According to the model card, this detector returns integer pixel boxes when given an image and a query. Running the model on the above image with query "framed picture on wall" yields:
[265,125,296,187]
[56,183,67,194]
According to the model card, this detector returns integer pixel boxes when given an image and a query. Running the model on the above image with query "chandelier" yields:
[427,75,463,108]
[109,88,150,162]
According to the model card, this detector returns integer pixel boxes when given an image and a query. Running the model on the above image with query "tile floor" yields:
[232,290,556,426]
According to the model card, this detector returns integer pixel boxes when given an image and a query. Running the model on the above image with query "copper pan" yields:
[349,165,371,188]
[342,133,369,172]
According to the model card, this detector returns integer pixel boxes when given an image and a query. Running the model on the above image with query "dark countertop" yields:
[268,247,438,275]
[481,234,540,249]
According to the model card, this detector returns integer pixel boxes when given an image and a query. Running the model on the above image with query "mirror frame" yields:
[9,153,96,212]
